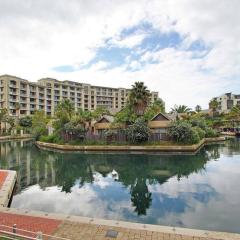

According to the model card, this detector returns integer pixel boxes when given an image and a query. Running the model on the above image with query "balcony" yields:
[9,98,17,102]
[20,98,27,103]
[9,84,17,88]
[9,91,18,95]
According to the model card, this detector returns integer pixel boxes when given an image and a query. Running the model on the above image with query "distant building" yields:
[211,93,240,113]
[0,74,162,117]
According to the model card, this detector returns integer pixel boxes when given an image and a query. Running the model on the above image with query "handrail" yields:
[0,224,71,240]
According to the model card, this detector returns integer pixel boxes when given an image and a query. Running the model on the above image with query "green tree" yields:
[168,121,200,144]
[32,111,49,139]
[209,99,219,116]
[114,104,137,125]
[54,100,75,132]
[195,105,202,113]
[19,116,32,128]
[126,118,150,143]
[55,99,75,121]
[228,105,240,120]
[92,107,110,121]
[0,108,8,134]
[5,116,16,134]
[171,105,191,113]
[75,109,93,131]
[144,99,165,120]
[128,82,151,116]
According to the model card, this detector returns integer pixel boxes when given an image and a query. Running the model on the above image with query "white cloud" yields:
[0,0,239,110]
[108,33,147,48]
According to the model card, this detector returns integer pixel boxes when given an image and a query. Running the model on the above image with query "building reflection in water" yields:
[0,139,232,217]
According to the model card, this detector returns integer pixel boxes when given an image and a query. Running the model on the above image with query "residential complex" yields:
[0,74,161,117]
[212,92,240,113]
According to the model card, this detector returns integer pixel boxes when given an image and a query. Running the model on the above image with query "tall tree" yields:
[171,105,191,113]
[228,105,240,120]
[75,109,93,131]
[32,111,49,139]
[195,105,202,113]
[128,82,151,116]
[209,99,219,116]
[55,99,75,121]
[92,107,110,121]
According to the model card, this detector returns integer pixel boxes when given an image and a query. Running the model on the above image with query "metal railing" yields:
[0,224,71,240]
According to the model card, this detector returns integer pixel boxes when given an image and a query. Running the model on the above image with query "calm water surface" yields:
[0,139,240,233]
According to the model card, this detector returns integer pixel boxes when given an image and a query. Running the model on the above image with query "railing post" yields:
[12,224,17,234]
[36,231,43,239]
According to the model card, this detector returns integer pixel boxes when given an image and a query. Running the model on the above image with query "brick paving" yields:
[0,211,237,240]
[0,171,8,189]
[0,212,62,238]
[53,221,216,240]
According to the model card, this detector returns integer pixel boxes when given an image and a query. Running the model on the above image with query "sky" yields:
[0,0,240,111]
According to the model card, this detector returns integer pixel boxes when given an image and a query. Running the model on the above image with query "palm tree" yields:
[195,105,202,113]
[171,105,191,113]
[55,99,75,121]
[129,82,151,116]
[151,99,165,113]
[209,99,219,116]
[92,107,110,121]
[229,105,240,120]
[75,109,93,131]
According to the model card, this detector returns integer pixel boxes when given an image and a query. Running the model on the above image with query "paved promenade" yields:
[1,208,240,240]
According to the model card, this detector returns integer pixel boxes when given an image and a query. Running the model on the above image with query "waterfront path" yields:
[0,170,17,207]
[1,208,240,240]
[0,171,8,189]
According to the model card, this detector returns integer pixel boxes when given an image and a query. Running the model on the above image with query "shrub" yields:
[168,121,201,144]
[126,118,150,143]
[190,128,201,144]
[192,126,205,140]
[63,122,86,140]
[19,116,32,128]
[39,134,63,144]
[189,118,207,130]
[205,127,219,138]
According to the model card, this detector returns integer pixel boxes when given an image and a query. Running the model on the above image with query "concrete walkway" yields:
[0,170,17,207]
[1,208,240,240]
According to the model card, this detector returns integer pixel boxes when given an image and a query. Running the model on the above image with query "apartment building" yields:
[212,92,240,113]
[0,74,161,117]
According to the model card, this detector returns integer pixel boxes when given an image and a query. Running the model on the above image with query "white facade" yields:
[0,74,162,117]
[212,92,240,113]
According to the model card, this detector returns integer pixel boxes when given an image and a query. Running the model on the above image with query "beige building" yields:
[211,92,240,113]
[0,74,161,117]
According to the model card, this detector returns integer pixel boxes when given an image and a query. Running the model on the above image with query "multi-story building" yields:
[211,92,240,113]
[0,74,161,117]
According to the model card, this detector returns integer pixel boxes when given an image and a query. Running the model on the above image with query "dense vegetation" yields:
[1,82,239,145]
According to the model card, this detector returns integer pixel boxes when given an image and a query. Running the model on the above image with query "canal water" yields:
[0,138,240,233]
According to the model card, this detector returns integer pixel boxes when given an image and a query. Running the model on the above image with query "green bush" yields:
[168,121,201,144]
[126,118,150,143]
[192,126,205,140]
[189,118,207,130]
[205,127,219,138]
[190,128,201,144]
[19,116,32,128]
[39,134,63,144]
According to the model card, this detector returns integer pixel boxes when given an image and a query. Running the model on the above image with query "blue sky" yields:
[0,0,239,110]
